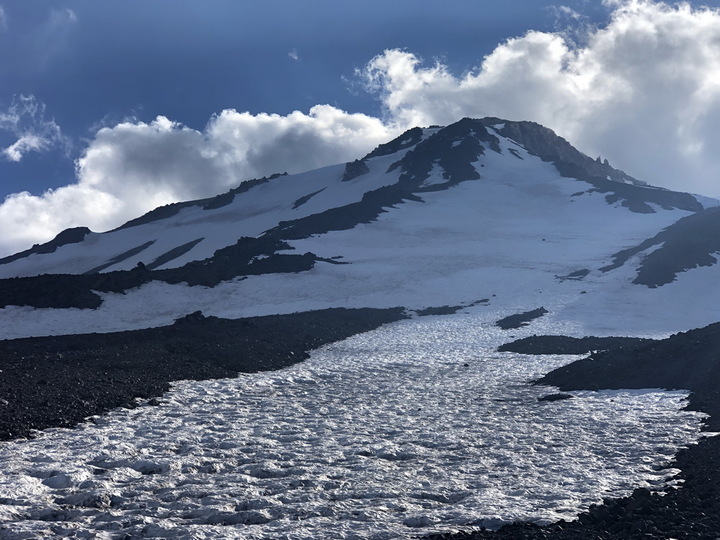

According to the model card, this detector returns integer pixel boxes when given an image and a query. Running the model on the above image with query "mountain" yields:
[0,116,717,339]
[1,117,720,539]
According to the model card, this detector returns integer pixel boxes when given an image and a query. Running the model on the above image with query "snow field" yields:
[0,132,706,340]
[0,313,708,539]
[0,152,406,279]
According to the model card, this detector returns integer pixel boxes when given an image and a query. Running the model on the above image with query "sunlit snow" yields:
[0,132,712,340]
[0,152,406,279]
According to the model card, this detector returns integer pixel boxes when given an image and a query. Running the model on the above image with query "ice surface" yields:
[0,314,708,538]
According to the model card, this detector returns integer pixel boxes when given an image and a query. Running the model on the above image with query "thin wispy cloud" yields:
[0,94,70,162]
[289,49,299,61]
[0,6,7,32]
[29,7,79,70]
[49,7,77,26]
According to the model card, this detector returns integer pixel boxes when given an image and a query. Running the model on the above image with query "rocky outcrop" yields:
[536,322,720,425]
[364,126,424,159]
[0,237,323,309]
[602,206,720,286]
[495,307,548,330]
[486,118,641,186]
[387,118,493,190]
[485,118,702,214]
[0,227,92,265]
[342,159,370,182]
[499,335,654,354]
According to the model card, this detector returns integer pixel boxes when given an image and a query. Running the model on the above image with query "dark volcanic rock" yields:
[0,307,406,441]
[416,299,490,317]
[388,118,495,190]
[0,274,105,309]
[485,118,701,214]
[84,240,157,274]
[601,206,720,287]
[498,335,654,355]
[495,307,548,330]
[537,393,573,402]
[364,126,424,159]
[556,268,591,282]
[146,237,205,270]
[486,118,641,186]
[0,237,323,309]
[536,322,720,425]
[292,188,325,209]
[0,227,92,266]
[342,159,370,182]
[415,305,467,316]
[112,174,285,231]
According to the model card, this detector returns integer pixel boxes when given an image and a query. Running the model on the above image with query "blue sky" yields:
[0,0,598,195]
[1,0,720,255]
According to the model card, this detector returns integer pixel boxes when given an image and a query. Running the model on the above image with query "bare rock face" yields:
[495,307,548,330]
[341,159,370,182]
[482,117,701,214]
[602,206,720,287]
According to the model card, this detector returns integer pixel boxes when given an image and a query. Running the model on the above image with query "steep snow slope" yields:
[0,117,718,340]
[0,155,405,278]
[0,118,715,339]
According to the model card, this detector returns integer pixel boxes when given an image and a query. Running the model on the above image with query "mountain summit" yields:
[0,117,717,338]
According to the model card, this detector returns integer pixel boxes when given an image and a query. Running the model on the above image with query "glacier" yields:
[0,313,709,538]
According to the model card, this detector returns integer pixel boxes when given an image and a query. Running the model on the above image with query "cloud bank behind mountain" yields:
[1,0,719,257]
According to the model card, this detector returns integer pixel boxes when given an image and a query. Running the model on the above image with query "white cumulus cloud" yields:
[360,0,720,196]
[75,106,394,206]
[0,106,394,256]
[2,0,720,258]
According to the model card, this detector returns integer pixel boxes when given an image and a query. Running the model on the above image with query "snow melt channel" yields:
[0,313,708,539]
